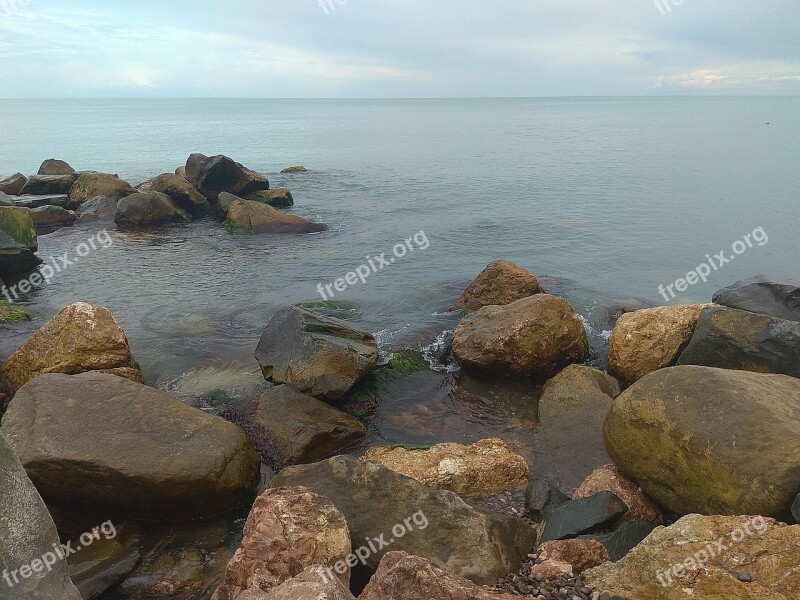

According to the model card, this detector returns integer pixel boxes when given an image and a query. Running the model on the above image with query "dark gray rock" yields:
[114,192,191,228]
[540,491,628,542]
[38,159,75,176]
[792,493,800,524]
[0,173,27,195]
[185,154,270,202]
[70,542,141,600]
[76,196,117,220]
[713,275,800,322]
[9,194,71,209]
[578,520,657,561]
[19,173,78,195]
[29,205,77,235]
[525,478,570,522]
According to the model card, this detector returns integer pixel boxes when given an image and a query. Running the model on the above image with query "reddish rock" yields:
[236,567,355,599]
[573,464,663,525]
[537,539,610,574]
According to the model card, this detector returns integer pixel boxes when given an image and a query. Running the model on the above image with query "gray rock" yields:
[0,173,27,195]
[9,194,71,209]
[29,205,77,235]
[793,493,800,524]
[19,173,78,195]
[578,521,657,561]
[37,159,75,176]
[114,192,191,228]
[540,491,628,542]
[0,191,13,206]
[216,191,241,217]
[713,275,800,322]
[525,478,570,522]
[75,196,117,220]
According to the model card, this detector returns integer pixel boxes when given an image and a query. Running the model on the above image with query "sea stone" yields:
[20,173,78,195]
[240,566,356,600]
[540,491,628,542]
[713,275,800,322]
[573,464,662,524]
[226,199,327,234]
[246,188,294,208]
[186,154,271,202]
[69,172,136,206]
[537,539,610,574]
[38,158,75,175]
[146,173,210,215]
[453,260,543,312]
[0,173,27,195]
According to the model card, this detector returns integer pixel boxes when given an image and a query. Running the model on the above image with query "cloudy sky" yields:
[0,0,798,97]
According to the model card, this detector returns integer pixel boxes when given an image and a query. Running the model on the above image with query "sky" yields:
[0,0,798,98]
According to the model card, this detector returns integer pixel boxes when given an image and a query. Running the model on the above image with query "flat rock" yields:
[29,205,77,234]
[8,193,71,209]
[540,491,628,542]
[226,199,327,234]
[713,275,800,322]
[453,259,543,312]
[20,173,78,195]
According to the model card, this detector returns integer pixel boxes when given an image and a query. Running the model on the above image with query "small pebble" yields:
[738,572,752,583]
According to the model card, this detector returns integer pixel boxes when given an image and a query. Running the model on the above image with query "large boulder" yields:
[0,432,83,600]
[225,199,327,234]
[0,205,41,276]
[573,464,662,524]
[255,306,378,401]
[270,455,536,585]
[69,172,136,206]
[0,173,27,195]
[29,205,77,234]
[212,487,351,600]
[146,173,210,216]
[584,514,799,600]
[677,305,800,378]
[0,302,144,390]
[75,195,117,220]
[361,438,529,499]
[115,192,191,228]
[246,188,294,208]
[1,372,260,519]
[452,294,587,380]
[604,365,800,517]
[186,154,271,202]
[240,567,356,600]
[453,260,543,312]
[608,304,707,385]
[713,275,800,322]
[20,173,78,195]
[221,385,366,471]
[38,158,75,175]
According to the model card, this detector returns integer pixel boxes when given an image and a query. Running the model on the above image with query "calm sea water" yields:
[1,97,798,387]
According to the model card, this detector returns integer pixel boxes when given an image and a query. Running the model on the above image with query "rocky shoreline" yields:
[2,156,800,600]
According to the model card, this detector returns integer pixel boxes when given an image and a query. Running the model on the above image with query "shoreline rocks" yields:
[713,275,800,322]
[186,153,271,202]
[115,192,191,227]
[453,259,543,312]
[69,172,136,206]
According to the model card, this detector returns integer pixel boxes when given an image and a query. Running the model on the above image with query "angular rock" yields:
[578,521,657,561]
[242,566,356,600]
[20,173,78,195]
[226,199,327,234]
[212,487,351,600]
[9,193,71,209]
[452,294,587,380]
[186,154,270,202]
[362,438,529,499]
[1,372,260,519]
[115,192,191,228]
[604,365,800,517]
[221,384,366,471]
[146,173,210,216]
[38,158,75,176]
[29,205,77,234]
[360,552,516,600]
[247,188,294,208]
[525,479,570,522]
[69,172,136,206]
[0,172,27,195]
[584,514,798,600]
[76,196,118,220]
[537,539,610,574]
[608,304,707,385]
[573,464,662,525]
[0,302,143,390]
[0,191,14,206]
[453,260,543,312]
[713,275,800,322]
[0,205,41,275]
[540,491,628,542]
[677,305,800,378]
[255,306,378,401]
[271,456,536,585]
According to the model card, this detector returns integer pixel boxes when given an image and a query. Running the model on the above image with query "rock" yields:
[75,196,118,220]
[246,188,295,208]
[1,372,260,519]
[0,302,143,390]
[146,173,211,216]
[68,172,136,206]
[540,491,628,542]
[794,494,800,524]
[608,304,707,385]
[0,301,31,325]
[677,305,800,378]
[360,551,516,600]
[221,384,366,471]
[10,194,71,209]
[255,306,378,401]
[537,539,610,574]
[584,514,798,600]
[69,538,141,599]
[38,158,75,175]
[217,191,240,216]
[225,199,327,234]
[525,479,570,522]
[0,205,42,276]
[578,521,657,561]
[242,566,356,600]
[452,294,587,380]
[29,205,77,234]
[0,432,83,600]
[212,487,351,600]
[713,275,800,322]
[604,365,800,517]
[115,192,191,227]
[280,166,308,174]
[362,438,529,498]
[453,260,543,312]
[186,154,271,202]
[0,172,27,195]
[270,455,536,585]
[573,465,662,525]
[0,191,14,206]
[20,173,78,195]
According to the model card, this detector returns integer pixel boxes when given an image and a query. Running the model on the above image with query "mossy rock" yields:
[200,389,236,409]
[0,301,30,324]
[296,300,353,311]
[389,443,432,451]
[280,165,308,173]
[0,206,38,251]
[245,188,294,208]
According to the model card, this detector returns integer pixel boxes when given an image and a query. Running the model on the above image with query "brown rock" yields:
[146,173,210,215]
[608,304,708,385]
[452,294,587,380]
[212,487,351,600]
[69,172,136,206]
[573,464,662,525]
[246,188,294,208]
[0,173,27,195]
[453,260,543,312]
[537,539,610,574]
[0,302,143,390]
[226,199,327,234]
[531,559,573,580]
[186,154,271,202]
[175,165,187,177]
[38,158,75,175]
[238,566,356,600]
[362,438,529,498]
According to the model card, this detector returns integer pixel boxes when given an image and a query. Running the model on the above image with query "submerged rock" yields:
[186,153,271,202]
[69,172,136,206]
[226,199,327,234]
[0,172,27,195]
[29,204,77,234]
[280,165,308,174]
[115,192,191,227]
[246,188,295,207]
[453,259,543,312]
[713,275,800,322]
[20,173,78,195]
[38,158,75,176]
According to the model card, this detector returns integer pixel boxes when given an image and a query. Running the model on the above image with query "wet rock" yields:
[0,302,143,390]
[578,521,657,561]
[246,187,295,208]
[0,431,83,600]
[145,173,211,216]
[0,301,30,325]
[573,465,662,525]
[115,192,191,227]
[255,306,378,401]
[245,566,356,600]
[526,478,570,522]
[452,294,587,380]
[225,199,327,234]
[76,195,118,220]
[0,205,41,276]
[216,191,240,216]
[1,371,260,520]
[69,172,136,206]
[608,304,707,385]
[453,259,543,312]
[584,514,796,600]
[221,384,366,471]
[537,539,610,574]
[271,455,536,585]
[20,173,78,195]
[29,204,77,234]
[212,487,351,600]
[38,158,75,175]
[713,275,800,322]
[68,538,141,599]
[0,172,27,195]
[604,365,800,517]
[280,166,308,174]
[540,491,628,542]
[186,153,271,202]
[677,305,800,378]
[8,193,71,209]
[362,438,529,499]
